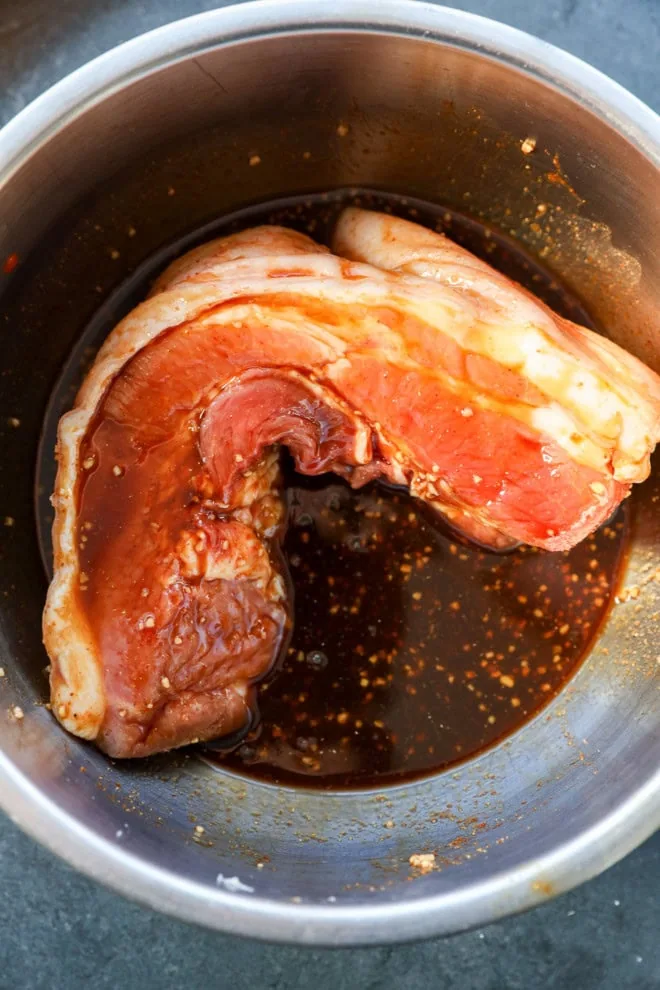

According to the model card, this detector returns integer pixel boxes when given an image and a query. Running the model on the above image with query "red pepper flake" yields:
[3,253,19,274]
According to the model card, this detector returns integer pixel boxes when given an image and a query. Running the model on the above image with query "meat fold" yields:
[43,209,660,757]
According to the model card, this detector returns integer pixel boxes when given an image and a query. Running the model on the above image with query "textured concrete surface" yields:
[0,1,658,987]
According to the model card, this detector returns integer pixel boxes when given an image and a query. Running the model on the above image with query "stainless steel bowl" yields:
[0,0,658,945]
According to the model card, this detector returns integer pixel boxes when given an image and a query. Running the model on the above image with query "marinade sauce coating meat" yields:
[43,208,660,759]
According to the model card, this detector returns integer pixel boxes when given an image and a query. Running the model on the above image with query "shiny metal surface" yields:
[0,0,658,945]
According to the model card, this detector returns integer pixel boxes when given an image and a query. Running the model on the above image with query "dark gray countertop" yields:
[0,1,658,987]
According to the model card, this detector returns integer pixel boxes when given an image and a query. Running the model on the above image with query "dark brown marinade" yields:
[193,190,628,788]
[208,473,627,788]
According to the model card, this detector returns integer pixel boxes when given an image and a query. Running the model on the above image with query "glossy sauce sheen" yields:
[212,475,627,787]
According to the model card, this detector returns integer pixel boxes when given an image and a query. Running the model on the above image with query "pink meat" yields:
[43,212,660,757]
[199,370,375,504]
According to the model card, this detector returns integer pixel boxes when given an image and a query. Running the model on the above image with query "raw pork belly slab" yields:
[43,209,660,757]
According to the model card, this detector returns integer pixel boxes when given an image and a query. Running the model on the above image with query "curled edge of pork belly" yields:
[43,227,337,752]
[43,212,660,756]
